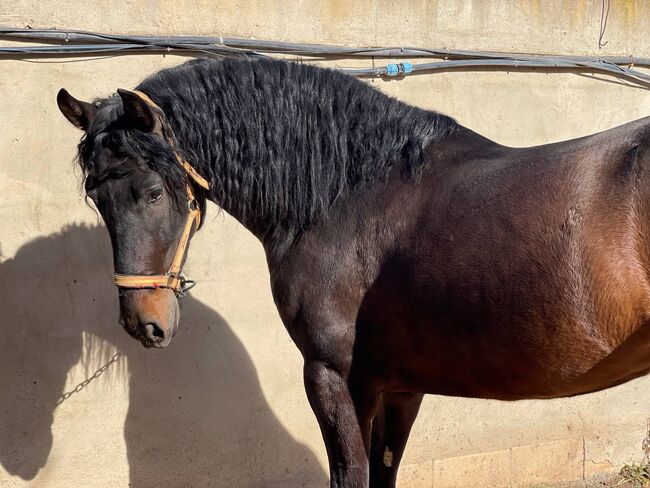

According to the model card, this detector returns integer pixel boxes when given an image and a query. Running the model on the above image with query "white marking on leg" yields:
[383,446,393,467]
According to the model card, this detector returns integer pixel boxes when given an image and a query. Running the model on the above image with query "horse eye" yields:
[147,188,163,204]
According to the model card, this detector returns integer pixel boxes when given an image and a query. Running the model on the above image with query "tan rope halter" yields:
[112,91,210,297]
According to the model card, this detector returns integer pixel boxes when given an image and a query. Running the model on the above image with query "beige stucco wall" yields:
[2,1,650,487]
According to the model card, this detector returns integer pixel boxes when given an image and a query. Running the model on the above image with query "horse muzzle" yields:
[119,288,179,348]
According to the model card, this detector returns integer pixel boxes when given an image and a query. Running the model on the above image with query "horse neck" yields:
[159,70,455,255]
[164,104,303,251]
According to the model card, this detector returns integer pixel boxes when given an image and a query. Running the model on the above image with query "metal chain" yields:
[55,352,123,406]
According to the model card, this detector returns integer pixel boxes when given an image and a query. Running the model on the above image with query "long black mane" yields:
[78,56,457,230]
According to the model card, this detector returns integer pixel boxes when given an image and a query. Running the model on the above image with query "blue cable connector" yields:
[385,62,413,76]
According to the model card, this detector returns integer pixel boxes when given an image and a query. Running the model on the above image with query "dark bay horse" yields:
[57,56,650,487]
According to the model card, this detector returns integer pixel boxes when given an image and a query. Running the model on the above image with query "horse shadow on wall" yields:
[0,224,326,487]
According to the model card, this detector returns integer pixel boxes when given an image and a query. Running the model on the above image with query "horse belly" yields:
[357,267,650,400]
[360,313,650,400]
[355,323,643,401]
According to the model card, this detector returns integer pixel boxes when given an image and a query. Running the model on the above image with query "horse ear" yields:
[117,89,158,133]
[57,89,97,131]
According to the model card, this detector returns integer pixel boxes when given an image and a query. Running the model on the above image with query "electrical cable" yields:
[1,27,649,88]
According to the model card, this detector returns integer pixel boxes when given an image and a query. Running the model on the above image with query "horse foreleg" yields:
[304,361,377,488]
[369,392,424,488]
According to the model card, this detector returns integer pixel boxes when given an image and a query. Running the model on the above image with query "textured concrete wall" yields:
[2,1,650,487]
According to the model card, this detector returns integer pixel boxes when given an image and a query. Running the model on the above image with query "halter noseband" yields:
[112,90,210,298]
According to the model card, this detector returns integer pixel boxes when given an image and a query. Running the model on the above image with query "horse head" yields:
[57,89,207,348]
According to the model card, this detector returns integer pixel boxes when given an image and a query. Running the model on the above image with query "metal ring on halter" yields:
[176,278,197,298]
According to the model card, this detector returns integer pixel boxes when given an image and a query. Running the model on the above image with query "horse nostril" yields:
[144,323,165,342]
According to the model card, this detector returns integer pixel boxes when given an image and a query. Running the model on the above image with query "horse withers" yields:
[57,56,650,487]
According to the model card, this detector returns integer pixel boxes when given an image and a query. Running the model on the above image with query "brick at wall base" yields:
[397,437,620,487]
[397,460,434,487]
[510,438,583,486]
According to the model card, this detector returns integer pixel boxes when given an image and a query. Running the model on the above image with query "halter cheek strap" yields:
[112,90,210,297]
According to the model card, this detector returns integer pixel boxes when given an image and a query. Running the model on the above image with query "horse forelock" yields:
[74,97,201,217]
